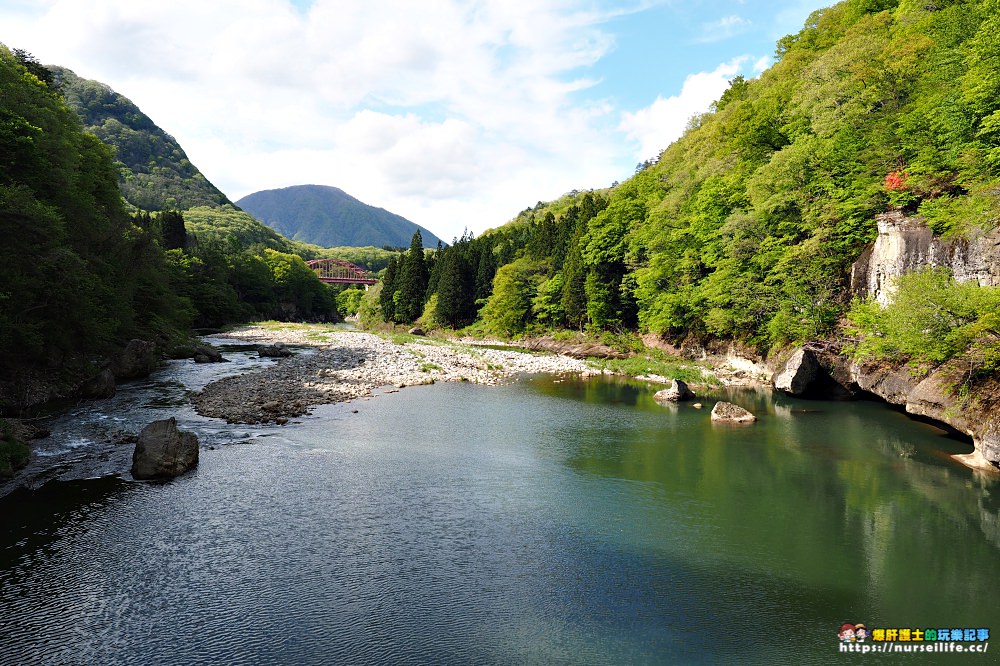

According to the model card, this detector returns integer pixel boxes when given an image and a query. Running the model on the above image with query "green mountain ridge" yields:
[51,66,231,212]
[379,0,1000,366]
[237,184,444,249]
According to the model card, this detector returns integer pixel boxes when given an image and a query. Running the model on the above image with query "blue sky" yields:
[2,0,827,241]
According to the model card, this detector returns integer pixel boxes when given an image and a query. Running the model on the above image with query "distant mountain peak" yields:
[236,184,443,249]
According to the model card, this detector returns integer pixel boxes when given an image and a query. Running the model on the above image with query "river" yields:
[1,340,998,664]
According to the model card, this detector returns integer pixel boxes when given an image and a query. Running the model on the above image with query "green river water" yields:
[0,357,997,664]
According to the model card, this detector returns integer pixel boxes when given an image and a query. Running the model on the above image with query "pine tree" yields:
[435,248,475,328]
[395,231,428,323]
[561,230,589,329]
[157,210,187,251]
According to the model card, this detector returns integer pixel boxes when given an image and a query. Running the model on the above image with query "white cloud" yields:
[619,57,747,162]
[1,0,641,240]
[696,14,752,43]
[2,0,815,241]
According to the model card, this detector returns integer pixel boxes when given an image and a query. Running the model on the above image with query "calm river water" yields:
[1,344,999,664]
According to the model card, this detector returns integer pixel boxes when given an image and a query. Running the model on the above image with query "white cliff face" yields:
[850,211,1000,304]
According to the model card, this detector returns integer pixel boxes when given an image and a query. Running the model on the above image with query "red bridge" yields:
[307,258,377,285]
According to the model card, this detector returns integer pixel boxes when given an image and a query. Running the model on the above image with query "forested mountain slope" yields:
[0,47,191,388]
[51,66,231,211]
[389,0,1000,356]
[0,47,343,417]
[237,184,443,249]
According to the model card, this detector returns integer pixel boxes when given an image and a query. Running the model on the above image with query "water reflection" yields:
[542,376,1000,627]
[1,374,998,664]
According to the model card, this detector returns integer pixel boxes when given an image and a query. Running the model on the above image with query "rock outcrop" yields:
[845,213,1000,470]
[711,401,757,423]
[773,348,820,396]
[112,339,159,379]
[131,418,199,480]
[518,335,628,360]
[850,211,1000,304]
[654,380,695,402]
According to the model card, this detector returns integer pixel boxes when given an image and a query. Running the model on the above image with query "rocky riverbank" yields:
[194,326,599,424]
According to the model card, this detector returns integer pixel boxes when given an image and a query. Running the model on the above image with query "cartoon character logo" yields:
[839,623,856,642]
[854,624,868,642]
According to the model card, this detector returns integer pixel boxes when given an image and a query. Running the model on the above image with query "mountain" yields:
[51,66,231,211]
[236,185,443,249]
[395,0,1000,356]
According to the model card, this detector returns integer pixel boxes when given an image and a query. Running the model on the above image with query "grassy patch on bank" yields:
[589,350,718,387]
[0,420,30,479]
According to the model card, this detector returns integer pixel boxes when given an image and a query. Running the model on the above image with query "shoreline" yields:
[195,326,605,424]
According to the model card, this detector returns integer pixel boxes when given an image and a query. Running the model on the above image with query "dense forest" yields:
[0,46,342,416]
[51,66,232,212]
[6,0,1000,416]
[370,0,1000,373]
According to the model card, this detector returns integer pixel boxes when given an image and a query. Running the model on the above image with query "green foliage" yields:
[358,281,386,329]
[590,350,716,387]
[391,231,429,323]
[336,287,365,318]
[51,66,231,212]
[845,267,1000,372]
[0,46,192,377]
[183,205,302,254]
[480,258,547,336]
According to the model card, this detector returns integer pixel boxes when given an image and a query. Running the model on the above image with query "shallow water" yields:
[1,367,998,664]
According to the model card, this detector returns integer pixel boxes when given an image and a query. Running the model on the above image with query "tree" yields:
[395,230,428,323]
[157,210,187,250]
[480,258,545,336]
[435,248,475,328]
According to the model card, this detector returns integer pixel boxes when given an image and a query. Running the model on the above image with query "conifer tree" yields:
[435,248,475,328]
[395,230,428,323]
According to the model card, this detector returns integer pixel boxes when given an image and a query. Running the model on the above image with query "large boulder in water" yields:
[711,401,757,423]
[112,339,159,379]
[131,418,199,480]
[193,344,226,363]
[773,348,819,396]
[653,379,695,403]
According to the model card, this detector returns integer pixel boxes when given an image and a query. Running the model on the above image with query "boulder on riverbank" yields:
[112,339,159,379]
[711,401,757,423]
[654,380,695,402]
[131,418,199,480]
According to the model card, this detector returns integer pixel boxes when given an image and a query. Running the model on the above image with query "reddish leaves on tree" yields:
[885,170,909,191]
